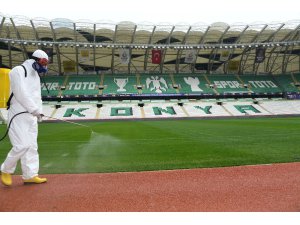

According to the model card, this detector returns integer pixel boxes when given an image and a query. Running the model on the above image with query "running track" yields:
[0,162,299,211]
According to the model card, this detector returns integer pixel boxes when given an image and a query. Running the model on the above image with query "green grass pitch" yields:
[1,117,300,174]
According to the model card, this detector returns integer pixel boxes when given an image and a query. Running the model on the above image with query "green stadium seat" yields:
[139,74,176,94]
[238,75,282,94]
[293,73,300,87]
[273,74,300,93]
[41,73,300,98]
[173,74,215,94]
[206,75,248,95]
[42,76,65,96]
[102,75,139,94]
[62,75,101,96]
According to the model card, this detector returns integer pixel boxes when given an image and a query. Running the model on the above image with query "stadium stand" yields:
[292,73,300,88]
[260,100,300,115]
[206,74,248,95]
[53,104,98,120]
[41,78,300,122]
[100,103,142,119]
[62,75,101,96]
[221,101,271,116]
[102,74,139,95]
[39,99,300,121]
[273,74,300,93]
[40,73,300,101]
[42,76,65,97]
[0,14,299,121]
[238,75,283,94]
[173,74,215,95]
[182,102,230,117]
[139,74,177,94]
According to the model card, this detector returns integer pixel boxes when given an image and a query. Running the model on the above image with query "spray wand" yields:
[42,115,95,134]
[0,113,95,142]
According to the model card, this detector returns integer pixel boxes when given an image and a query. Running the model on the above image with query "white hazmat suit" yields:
[1,50,48,182]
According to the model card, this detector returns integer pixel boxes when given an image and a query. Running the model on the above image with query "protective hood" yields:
[32,49,49,74]
[32,49,49,60]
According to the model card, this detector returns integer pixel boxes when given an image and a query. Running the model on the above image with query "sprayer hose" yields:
[0,111,28,142]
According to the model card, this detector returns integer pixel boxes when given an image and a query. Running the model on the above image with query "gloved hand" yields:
[31,111,44,122]
[31,110,41,117]
[37,114,44,122]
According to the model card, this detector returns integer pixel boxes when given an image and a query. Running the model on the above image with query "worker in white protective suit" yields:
[1,49,48,186]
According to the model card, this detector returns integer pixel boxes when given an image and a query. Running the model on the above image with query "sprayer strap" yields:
[21,65,27,77]
[6,65,27,110]
[6,93,14,110]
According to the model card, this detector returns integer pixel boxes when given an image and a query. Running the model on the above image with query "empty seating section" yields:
[260,100,300,115]
[294,73,300,78]
[293,73,300,86]
[42,76,65,96]
[273,75,300,93]
[36,99,300,121]
[207,75,247,94]
[139,74,176,94]
[239,75,282,94]
[223,101,271,116]
[102,75,139,94]
[100,104,142,119]
[41,73,300,97]
[62,75,101,96]
[2,99,300,121]
[173,74,214,94]
[183,102,229,117]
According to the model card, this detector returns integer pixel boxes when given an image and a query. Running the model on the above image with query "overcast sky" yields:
[1,0,299,24]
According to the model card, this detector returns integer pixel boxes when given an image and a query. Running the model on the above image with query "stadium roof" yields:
[0,13,299,75]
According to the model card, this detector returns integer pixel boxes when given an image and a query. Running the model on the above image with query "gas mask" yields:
[32,58,48,74]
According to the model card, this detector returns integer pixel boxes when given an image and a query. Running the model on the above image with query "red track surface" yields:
[1,162,299,212]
